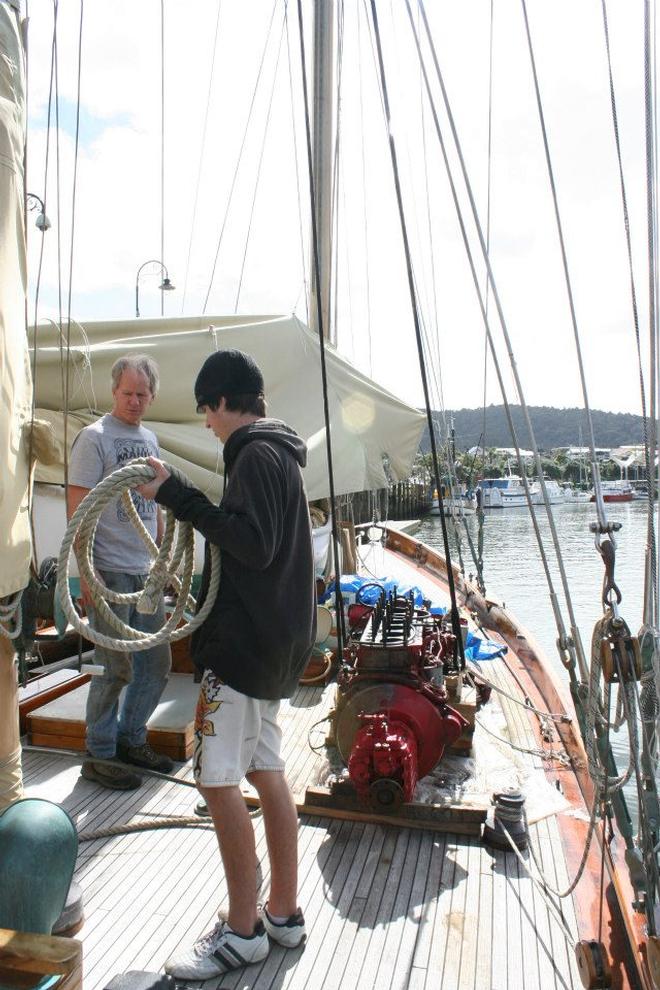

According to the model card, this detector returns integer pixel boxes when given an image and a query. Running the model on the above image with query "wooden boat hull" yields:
[383,524,652,990]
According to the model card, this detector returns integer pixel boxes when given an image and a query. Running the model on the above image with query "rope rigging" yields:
[404,0,581,684]
[600,0,656,624]
[283,1,309,323]
[202,0,279,314]
[234,9,287,313]
[62,0,84,518]
[368,0,465,670]
[295,0,346,660]
[401,3,660,938]
[180,0,223,313]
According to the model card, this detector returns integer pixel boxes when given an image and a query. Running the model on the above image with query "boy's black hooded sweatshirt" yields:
[155,419,316,699]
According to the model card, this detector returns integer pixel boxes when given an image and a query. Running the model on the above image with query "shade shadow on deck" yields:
[22,667,581,990]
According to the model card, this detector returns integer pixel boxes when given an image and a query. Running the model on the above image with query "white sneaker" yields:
[164,920,269,979]
[261,904,307,948]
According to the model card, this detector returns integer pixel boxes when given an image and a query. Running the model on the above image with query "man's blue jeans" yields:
[85,569,171,759]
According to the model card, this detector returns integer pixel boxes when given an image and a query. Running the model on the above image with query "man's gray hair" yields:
[111,354,160,397]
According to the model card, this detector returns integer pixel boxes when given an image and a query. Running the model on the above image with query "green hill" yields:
[420,405,646,452]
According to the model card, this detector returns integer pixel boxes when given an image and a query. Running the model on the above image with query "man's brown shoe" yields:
[81,759,142,790]
[116,741,174,773]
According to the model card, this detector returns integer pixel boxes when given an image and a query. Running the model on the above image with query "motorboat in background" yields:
[428,485,477,516]
[477,475,540,508]
[541,479,572,505]
[590,480,634,503]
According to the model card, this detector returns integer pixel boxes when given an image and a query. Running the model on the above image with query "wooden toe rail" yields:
[0,928,82,990]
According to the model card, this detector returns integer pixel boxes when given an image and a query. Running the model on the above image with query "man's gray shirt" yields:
[68,414,159,573]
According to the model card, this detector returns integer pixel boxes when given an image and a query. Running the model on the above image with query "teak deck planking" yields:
[22,656,583,990]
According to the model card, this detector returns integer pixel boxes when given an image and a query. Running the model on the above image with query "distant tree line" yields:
[413,448,619,488]
[419,404,646,453]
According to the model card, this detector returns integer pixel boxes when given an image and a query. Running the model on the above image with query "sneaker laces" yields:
[194,921,226,954]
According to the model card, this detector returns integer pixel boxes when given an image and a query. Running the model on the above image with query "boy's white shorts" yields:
[193,669,285,787]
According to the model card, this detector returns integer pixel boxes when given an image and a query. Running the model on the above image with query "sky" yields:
[25,0,657,419]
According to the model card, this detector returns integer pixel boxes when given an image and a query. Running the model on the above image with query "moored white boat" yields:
[478,475,540,508]
[428,485,477,516]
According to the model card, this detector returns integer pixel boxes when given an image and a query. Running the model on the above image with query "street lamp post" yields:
[135,259,175,317]
[26,193,51,231]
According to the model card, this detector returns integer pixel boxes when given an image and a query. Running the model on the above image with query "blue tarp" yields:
[319,574,506,660]
[320,574,426,607]
[464,630,507,661]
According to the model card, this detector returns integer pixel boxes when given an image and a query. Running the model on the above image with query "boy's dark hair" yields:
[194,349,265,416]
[205,392,267,417]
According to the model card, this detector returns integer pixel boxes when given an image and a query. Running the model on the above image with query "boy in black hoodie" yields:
[138,349,316,980]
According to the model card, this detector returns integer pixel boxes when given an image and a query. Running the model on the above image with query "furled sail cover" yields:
[0,2,30,598]
[31,315,425,501]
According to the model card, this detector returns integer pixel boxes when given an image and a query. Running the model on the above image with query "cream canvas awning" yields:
[31,314,425,502]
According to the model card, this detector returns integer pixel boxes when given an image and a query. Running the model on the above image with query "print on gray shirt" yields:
[69,414,160,573]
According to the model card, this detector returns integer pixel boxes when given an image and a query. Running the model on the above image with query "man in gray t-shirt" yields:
[67,354,172,790]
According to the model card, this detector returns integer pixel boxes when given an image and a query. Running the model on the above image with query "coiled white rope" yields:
[56,458,220,652]
[0,591,23,640]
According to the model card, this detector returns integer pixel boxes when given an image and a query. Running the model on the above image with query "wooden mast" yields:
[309,0,335,344]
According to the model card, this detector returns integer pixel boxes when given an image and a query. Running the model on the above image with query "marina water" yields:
[418,500,652,826]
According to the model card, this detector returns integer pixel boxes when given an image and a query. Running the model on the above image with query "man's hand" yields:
[78,577,95,611]
[137,456,171,500]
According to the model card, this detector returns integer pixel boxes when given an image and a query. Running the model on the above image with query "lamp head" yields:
[159,277,175,291]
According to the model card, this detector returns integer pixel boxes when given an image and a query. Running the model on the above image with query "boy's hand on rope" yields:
[137,456,171,500]
[79,577,95,611]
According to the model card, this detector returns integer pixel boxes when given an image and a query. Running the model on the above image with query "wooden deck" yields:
[22,658,584,990]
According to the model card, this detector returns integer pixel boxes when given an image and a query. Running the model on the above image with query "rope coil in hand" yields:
[56,458,220,652]
[0,590,23,640]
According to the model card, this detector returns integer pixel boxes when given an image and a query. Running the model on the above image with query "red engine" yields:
[332,590,468,810]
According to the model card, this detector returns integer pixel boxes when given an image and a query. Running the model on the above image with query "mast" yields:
[309,0,335,343]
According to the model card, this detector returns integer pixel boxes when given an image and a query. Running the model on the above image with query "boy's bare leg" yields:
[248,769,298,918]
[201,784,258,937]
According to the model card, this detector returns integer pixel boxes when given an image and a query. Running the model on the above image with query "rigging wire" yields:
[26,2,58,521]
[601,8,660,880]
[645,0,660,630]
[368,0,465,670]
[409,0,587,684]
[234,10,286,313]
[284,0,309,323]
[418,8,443,407]
[360,2,468,573]
[63,0,84,509]
[356,1,373,375]
[202,0,279,314]
[364,2,453,527]
[387,6,469,569]
[295,0,346,661]
[476,0,496,595]
[518,2,612,541]
[52,1,67,494]
[653,0,660,631]
[330,0,344,352]
[180,0,223,313]
[160,0,165,316]
[600,0,655,623]
[338,156,355,359]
